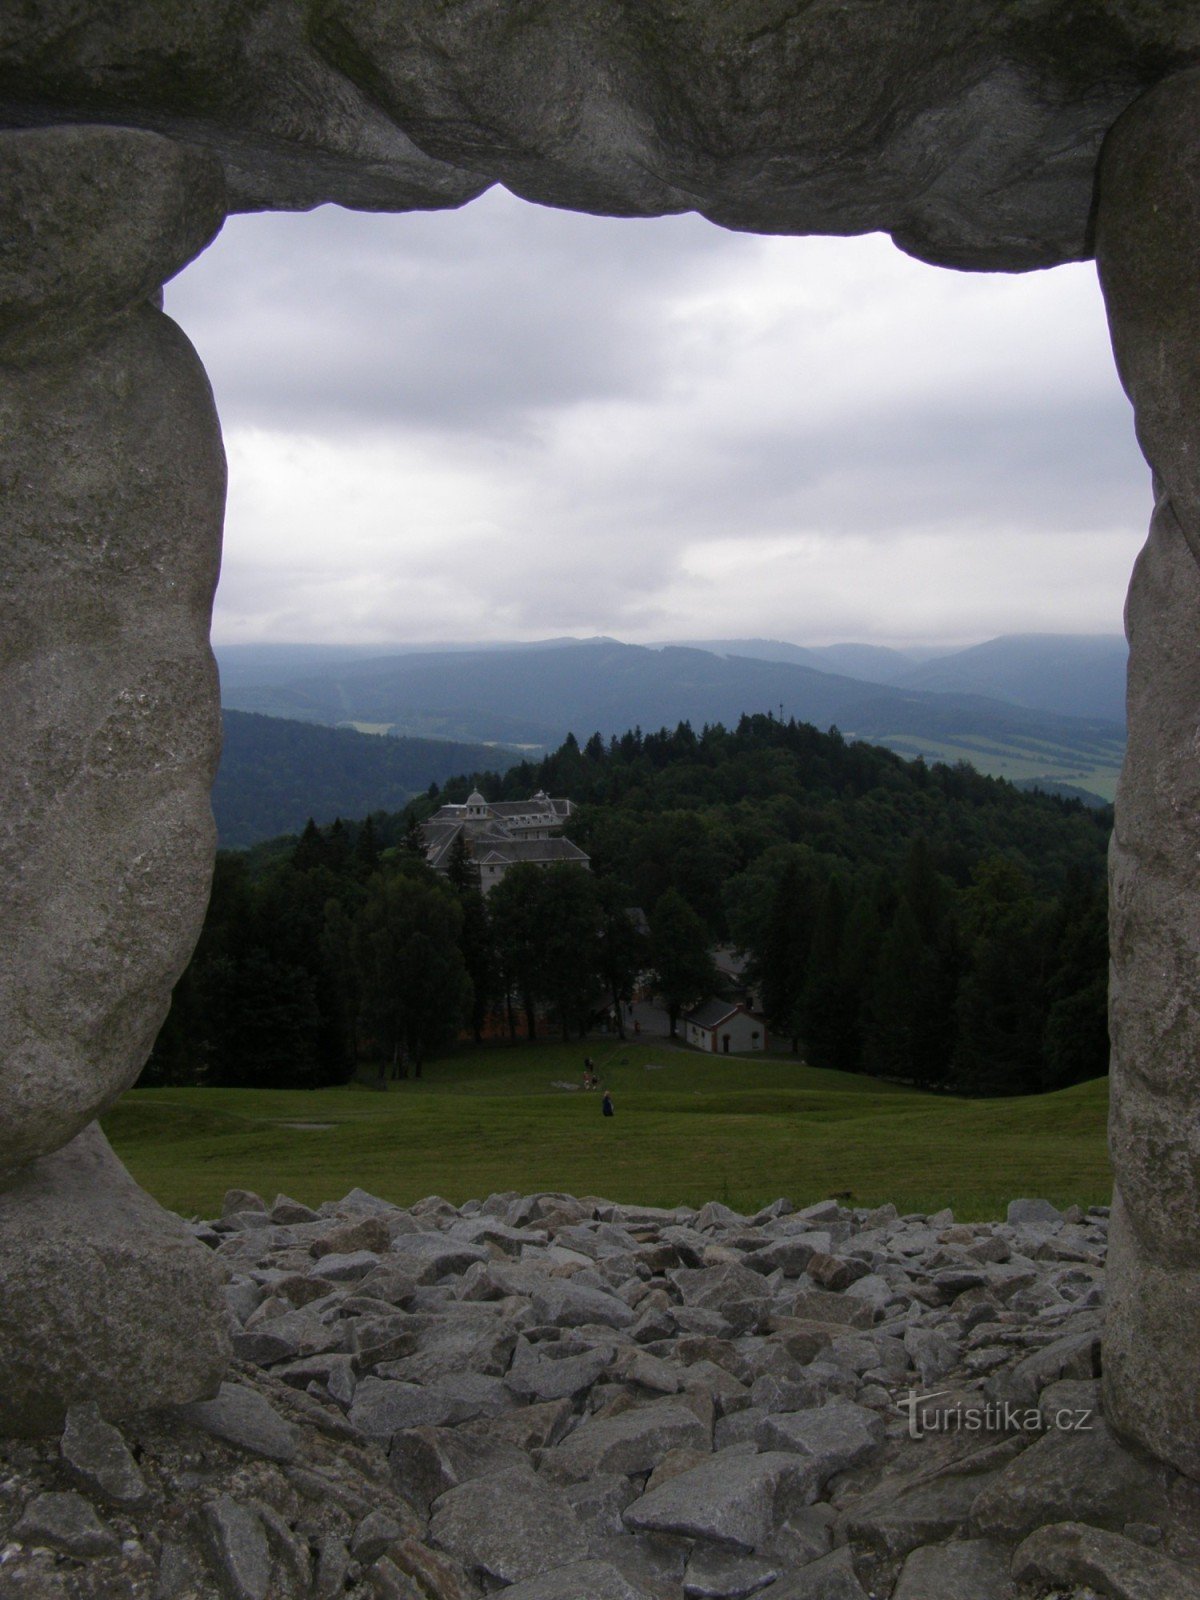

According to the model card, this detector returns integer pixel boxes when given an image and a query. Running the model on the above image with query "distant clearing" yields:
[874,731,1122,801]
[103,1043,1110,1221]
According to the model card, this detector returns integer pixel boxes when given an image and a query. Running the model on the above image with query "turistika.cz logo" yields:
[896,1388,1094,1441]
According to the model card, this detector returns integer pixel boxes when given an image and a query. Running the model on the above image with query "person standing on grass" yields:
[602,1089,614,1118]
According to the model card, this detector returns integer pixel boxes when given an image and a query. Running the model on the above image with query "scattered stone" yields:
[14,1490,120,1558]
[314,1535,352,1599]
[683,1545,781,1598]
[1011,1520,1200,1600]
[1006,1198,1063,1228]
[757,1545,868,1599]
[970,1416,1168,1541]
[352,1507,407,1564]
[5,1186,1183,1600]
[429,1467,589,1586]
[203,1496,272,1600]
[175,1381,300,1462]
[891,1537,1016,1599]
[542,1397,711,1481]
[497,1559,647,1600]
[754,1401,885,1487]
[623,1450,816,1552]
[60,1403,149,1507]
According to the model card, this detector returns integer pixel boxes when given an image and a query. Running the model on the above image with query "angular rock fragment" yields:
[891,1537,1016,1599]
[495,1559,648,1600]
[60,1401,149,1507]
[1011,1520,1200,1600]
[175,1381,300,1463]
[623,1450,817,1552]
[683,1545,780,1599]
[541,1397,711,1481]
[428,1467,589,1586]
[203,1496,272,1600]
[754,1400,885,1488]
[970,1416,1168,1541]
[752,1546,868,1599]
[13,1490,120,1558]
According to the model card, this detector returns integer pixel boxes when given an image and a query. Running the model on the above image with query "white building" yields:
[683,999,769,1055]
[422,789,589,893]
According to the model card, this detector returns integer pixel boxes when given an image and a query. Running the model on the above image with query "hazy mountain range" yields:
[215,633,1126,825]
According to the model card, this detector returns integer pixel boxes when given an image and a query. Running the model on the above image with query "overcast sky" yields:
[165,185,1151,651]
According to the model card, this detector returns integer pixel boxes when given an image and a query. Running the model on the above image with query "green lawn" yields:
[101,1041,1111,1223]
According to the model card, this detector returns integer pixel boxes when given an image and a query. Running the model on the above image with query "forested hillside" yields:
[213,711,517,845]
[150,715,1110,1097]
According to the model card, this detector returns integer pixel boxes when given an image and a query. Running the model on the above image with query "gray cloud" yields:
[168,186,1152,648]
[169,189,752,435]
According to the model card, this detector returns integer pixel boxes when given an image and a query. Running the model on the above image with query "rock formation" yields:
[1094,68,1200,1485]
[5,1185,1200,1599]
[0,124,232,1426]
[3,0,1200,1488]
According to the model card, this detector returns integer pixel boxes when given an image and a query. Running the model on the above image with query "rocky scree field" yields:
[3,1185,1199,1599]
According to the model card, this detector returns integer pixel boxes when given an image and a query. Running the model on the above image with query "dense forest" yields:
[147,714,1111,1096]
[212,711,516,846]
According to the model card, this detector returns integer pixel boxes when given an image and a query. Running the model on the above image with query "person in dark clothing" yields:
[602,1089,614,1117]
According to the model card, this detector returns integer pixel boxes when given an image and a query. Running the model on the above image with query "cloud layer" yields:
[165,187,1150,648]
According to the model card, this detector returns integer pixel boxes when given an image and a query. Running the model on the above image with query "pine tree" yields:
[649,889,716,1037]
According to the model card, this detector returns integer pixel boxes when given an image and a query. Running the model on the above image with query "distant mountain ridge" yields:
[887,633,1127,724]
[664,633,1127,722]
[218,635,1126,805]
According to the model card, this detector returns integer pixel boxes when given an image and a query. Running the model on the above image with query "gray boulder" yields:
[203,1496,272,1600]
[428,1467,589,1587]
[13,1490,120,1558]
[970,1415,1169,1541]
[1011,1521,1200,1600]
[752,1546,868,1600]
[892,1538,1016,1600]
[175,1382,300,1463]
[542,1397,711,1481]
[754,1401,885,1488]
[0,1125,229,1434]
[682,1545,781,1598]
[350,1372,512,1440]
[60,1402,149,1507]
[495,1559,648,1600]
[623,1451,817,1552]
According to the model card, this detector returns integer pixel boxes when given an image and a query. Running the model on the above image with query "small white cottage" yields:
[683,999,768,1054]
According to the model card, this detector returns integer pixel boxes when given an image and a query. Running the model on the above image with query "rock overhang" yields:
[2,0,1199,271]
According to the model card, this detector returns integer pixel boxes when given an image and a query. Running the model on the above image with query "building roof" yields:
[684,998,756,1030]
[475,837,590,866]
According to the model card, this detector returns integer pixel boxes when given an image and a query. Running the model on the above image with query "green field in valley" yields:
[873,732,1123,802]
[102,1042,1111,1223]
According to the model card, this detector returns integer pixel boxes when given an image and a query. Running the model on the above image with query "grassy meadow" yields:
[101,1041,1111,1223]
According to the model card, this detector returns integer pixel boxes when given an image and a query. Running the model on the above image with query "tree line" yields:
[146,714,1111,1094]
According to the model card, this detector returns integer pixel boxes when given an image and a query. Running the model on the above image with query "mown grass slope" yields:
[102,1042,1110,1222]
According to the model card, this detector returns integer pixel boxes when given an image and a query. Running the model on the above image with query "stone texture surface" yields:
[1095,66,1200,1484]
[891,1537,1016,1600]
[2,1,1199,1506]
[3,4,1200,269]
[0,123,227,1181]
[0,117,231,1435]
[0,1124,229,1435]
[60,1402,150,1508]
[2,1186,1200,1597]
[1011,1520,1200,1600]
